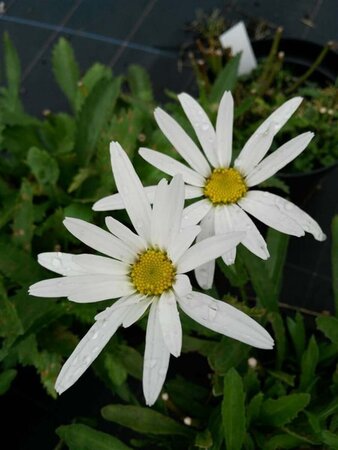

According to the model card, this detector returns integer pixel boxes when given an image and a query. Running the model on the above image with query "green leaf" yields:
[101,404,192,437]
[195,429,213,448]
[265,229,289,299]
[316,316,338,345]
[3,32,21,94]
[56,424,131,450]
[286,313,306,361]
[0,278,23,338]
[0,369,17,395]
[299,336,319,391]
[64,203,94,222]
[0,241,43,285]
[267,312,286,369]
[240,247,278,311]
[267,370,295,387]
[209,54,240,104]
[208,337,249,375]
[332,216,338,316]
[27,146,60,186]
[52,37,80,110]
[117,344,143,380]
[127,65,153,103]
[321,430,338,448]
[247,392,264,426]
[222,368,246,450]
[12,179,34,251]
[264,433,307,450]
[101,351,127,387]
[260,393,311,427]
[68,167,95,193]
[75,76,121,165]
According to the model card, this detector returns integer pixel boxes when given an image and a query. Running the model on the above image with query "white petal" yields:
[93,186,156,211]
[94,293,145,319]
[177,93,218,167]
[151,179,168,248]
[122,297,153,328]
[29,274,134,302]
[158,291,182,357]
[214,206,236,265]
[105,216,146,254]
[151,176,185,249]
[110,142,152,241]
[194,210,215,290]
[74,254,129,275]
[168,225,201,263]
[154,107,211,177]
[246,132,314,187]
[227,205,269,260]
[177,231,245,273]
[139,147,205,187]
[63,217,135,263]
[215,91,234,167]
[55,303,129,394]
[248,191,325,241]
[93,185,202,211]
[235,97,303,174]
[173,274,192,297]
[38,252,87,276]
[238,190,305,236]
[181,199,212,227]
[143,301,170,406]
[177,292,274,349]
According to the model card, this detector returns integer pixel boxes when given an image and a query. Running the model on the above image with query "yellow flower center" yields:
[203,168,247,205]
[130,249,176,295]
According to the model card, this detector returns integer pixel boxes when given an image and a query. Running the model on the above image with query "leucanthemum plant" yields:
[29,143,273,406]
[94,91,326,290]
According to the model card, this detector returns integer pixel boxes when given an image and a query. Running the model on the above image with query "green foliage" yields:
[52,37,80,110]
[208,53,240,104]
[75,76,121,164]
[332,215,338,316]
[56,423,131,450]
[102,404,192,437]
[260,393,311,427]
[222,368,246,450]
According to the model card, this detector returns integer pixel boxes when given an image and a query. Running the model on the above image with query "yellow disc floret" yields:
[204,168,247,205]
[130,249,176,295]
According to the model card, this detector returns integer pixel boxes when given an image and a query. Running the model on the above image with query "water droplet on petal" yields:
[202,123,209,131]
[208,304,218,321]
[92,332,98,340]
[52,258,61,268]
[82,355,91,365]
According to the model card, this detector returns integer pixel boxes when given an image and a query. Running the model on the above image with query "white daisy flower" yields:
[29,143,274,406]
[93,91,326,289]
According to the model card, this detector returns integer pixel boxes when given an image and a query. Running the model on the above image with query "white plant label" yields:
[219,21,257,75]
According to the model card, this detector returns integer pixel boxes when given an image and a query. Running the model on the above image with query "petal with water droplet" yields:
[143,301,170,406]
[177,292,274,349]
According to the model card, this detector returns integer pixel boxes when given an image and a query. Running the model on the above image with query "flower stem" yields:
[286,41,334,94]
[257,26,283,95]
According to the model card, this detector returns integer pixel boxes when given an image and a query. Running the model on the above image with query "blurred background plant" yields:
[180,12,338,176]
[0,22,337,450]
